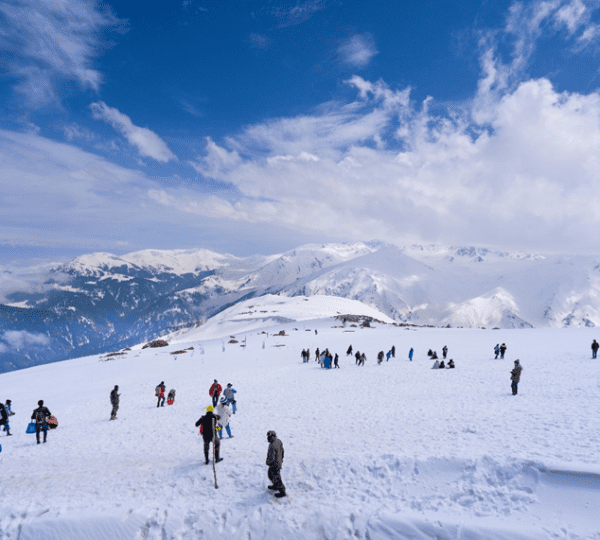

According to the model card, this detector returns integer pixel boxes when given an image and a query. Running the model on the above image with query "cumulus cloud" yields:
[338,34,378,68]
[90,101,177,163]
[1,330,51,349]
[0,0,123,107]
[179,53,600,254]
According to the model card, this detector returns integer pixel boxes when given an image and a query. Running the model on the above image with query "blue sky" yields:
[2,0,600,269]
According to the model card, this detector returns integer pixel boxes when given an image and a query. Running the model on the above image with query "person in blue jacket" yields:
[408,348,414,361]
[223,383,237,413]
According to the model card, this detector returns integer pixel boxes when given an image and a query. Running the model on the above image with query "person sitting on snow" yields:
[448,359,455,368]
[432,360,440,369]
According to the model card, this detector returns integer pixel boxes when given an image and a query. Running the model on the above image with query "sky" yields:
[2,0,600,268]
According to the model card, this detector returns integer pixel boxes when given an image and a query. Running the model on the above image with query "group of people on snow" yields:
[494,343,508,359]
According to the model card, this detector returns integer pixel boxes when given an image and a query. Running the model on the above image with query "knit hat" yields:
[206,405,214,412]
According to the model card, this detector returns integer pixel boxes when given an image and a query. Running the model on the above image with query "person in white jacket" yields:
[216,398,233,438]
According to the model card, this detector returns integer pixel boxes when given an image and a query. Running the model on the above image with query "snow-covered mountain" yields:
[2,241,600,371]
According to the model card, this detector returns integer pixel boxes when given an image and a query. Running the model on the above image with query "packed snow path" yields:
[0,320,599,539]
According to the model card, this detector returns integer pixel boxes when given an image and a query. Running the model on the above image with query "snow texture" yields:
[0,294,599,539]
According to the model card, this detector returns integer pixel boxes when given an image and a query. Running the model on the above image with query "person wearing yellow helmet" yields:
[195,405,222,465]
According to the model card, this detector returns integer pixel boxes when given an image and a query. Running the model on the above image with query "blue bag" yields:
[26,422,36,434]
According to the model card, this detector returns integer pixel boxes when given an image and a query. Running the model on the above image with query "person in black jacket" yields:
[110,385,120,420]
[0,402,8,436]
[195,405,223,465]
[266,430,286,497]
[31,400,51,444]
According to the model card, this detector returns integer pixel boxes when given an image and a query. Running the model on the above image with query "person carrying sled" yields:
[110,385,120,420]
[216,397,233,438]
[167,389,176,405]
[266,430,286,498]
[155,381,166,407]
[510,360,523,395]
[209,380,222,407]
[195,405,223,465]
[592,340,599,359]
[31,400,51,444]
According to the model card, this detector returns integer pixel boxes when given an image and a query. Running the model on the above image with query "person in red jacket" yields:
[155,381,166,407]
[209,380,222,407]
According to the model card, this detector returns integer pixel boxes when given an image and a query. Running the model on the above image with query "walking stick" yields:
[212,418,218,489]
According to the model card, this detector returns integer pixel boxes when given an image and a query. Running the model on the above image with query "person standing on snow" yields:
[391,345,395,358]
[442,346,448,359]
[31,400,51,444]
[195,405,223,465]
[266,430,286,498]
[3,399,14,436]
[347,345,353,356]
[500,343,507,359]
[592,340,599,359]
[494,344,500,359]
[409,347,414,361]
[224,383,237,413]
[155,381,166,407]
[510,360,523,395]
[216,397,233,438]
[110,385,120,420]
[0,402,9,436]
[334,353,339,368]
[209,380,222,407]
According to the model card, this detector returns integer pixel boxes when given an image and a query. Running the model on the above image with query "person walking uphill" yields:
[510,360,523,395]
[155,381,166,407]
[31,400,51,444]
[266,430,286,498]
[592,340,599,359]
[195,405,223,465]
[209,380,222,407]
[110,385,120,420]
[224,383,237,413]
[0,402,9,436]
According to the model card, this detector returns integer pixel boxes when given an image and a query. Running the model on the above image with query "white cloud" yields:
[1,330,51,349]
[338,34,378,68]
[177,67,600,254]
[90,101,177,163]
[0,0,122,107]
[272,0,330,28]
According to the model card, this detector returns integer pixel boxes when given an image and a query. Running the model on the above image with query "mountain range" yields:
[1,241,599,371]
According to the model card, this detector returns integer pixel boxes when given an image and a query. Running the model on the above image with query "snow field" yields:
[0,318,599,539]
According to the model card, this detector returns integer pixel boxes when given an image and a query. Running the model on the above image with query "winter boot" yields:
[274,490,286,498]
[267,485,275,490]
[216,457,224,463]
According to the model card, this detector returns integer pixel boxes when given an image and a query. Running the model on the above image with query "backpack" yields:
[0,404,6,422]
[155,385,161,397]
[35,408,47,424]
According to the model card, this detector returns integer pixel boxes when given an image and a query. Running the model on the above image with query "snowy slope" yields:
[0,295,599,539]
[5,241,600,372]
